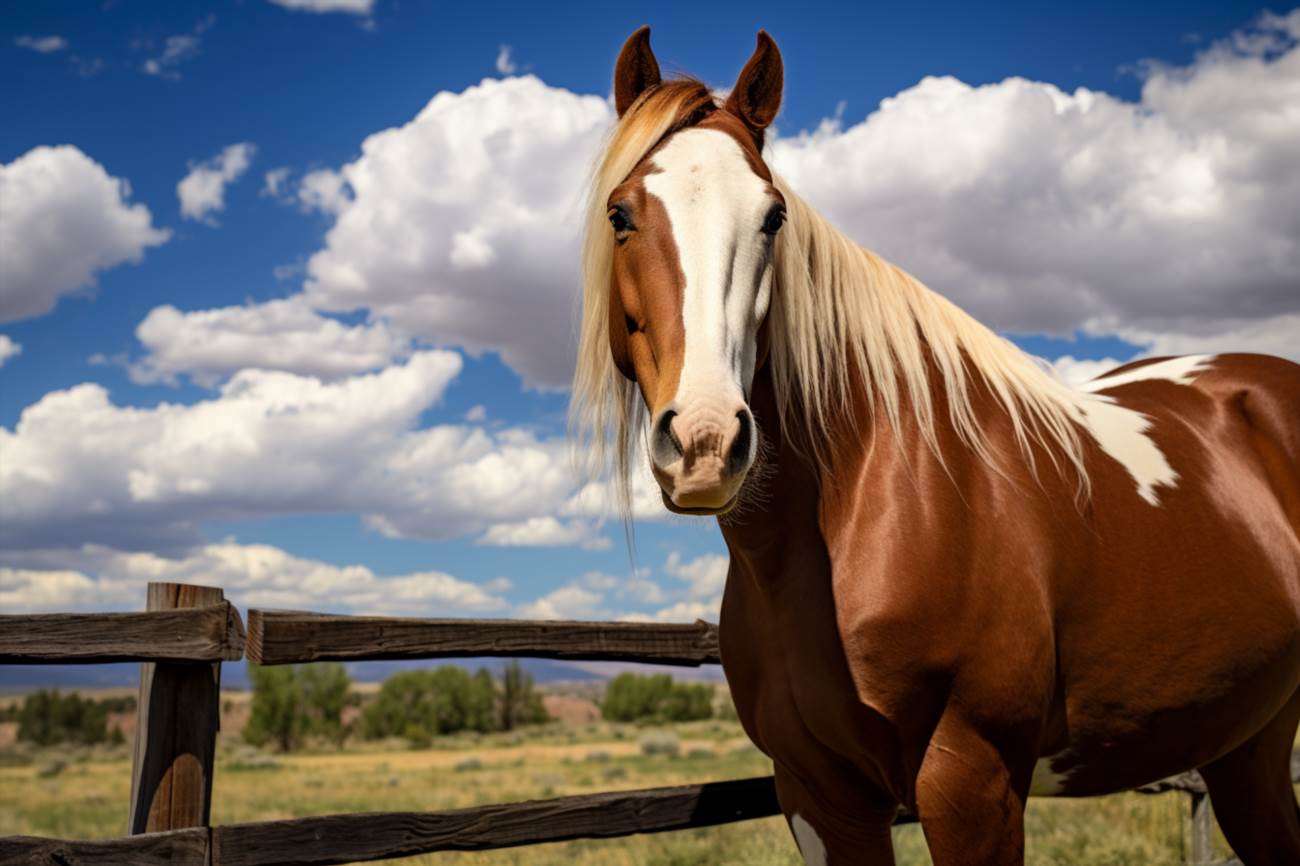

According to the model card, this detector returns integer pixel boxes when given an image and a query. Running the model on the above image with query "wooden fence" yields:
[0,581,1291,866]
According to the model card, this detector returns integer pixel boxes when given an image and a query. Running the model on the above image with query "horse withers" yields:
[572,26,1300,865]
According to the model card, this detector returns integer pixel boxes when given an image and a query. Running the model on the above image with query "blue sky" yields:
[2,1,1298,628]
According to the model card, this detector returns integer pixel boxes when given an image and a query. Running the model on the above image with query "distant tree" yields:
[300,663,351,748]
[661,681,713,722]
[245,665,304,752]
[245,663,353,752]
[361,663,549,743]
[499,660,548,731]
[362,668,488,741]
[601,674,669,723]
[601,674,713,723]
[16,690,109,745]
[361,670,428,741]
[468,668,498,733]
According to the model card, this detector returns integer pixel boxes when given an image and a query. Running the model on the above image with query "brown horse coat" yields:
[576,27,1300,865]
[722,353,1300,863]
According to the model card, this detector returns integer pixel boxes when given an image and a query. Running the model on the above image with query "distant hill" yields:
[0,656,604,695]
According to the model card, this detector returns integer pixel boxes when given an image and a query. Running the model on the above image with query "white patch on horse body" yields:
[644,128,774,417]
[790,813,829,866]
[1029,751,1075,796]
[1071,355,1215,506]
[1080,354,1214,393]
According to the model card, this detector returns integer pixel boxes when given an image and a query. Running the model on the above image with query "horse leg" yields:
[774,765,899,865]
[914,715,1031,866]
[1197,691,1300,866]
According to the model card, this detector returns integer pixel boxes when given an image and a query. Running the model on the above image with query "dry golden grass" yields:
[0,719,1275,865]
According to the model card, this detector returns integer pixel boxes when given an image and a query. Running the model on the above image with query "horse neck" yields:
[718,347,962,588]
[716,361,829,581]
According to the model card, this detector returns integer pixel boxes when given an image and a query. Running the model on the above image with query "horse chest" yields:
[720,553,951,797]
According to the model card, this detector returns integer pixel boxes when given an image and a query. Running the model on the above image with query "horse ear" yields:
[614,26,662,118]
[725,31,783,140]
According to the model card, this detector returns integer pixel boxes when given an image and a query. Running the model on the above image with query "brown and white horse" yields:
[572,27,1300,865]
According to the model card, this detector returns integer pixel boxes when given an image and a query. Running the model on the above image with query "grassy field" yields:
[0,717,1254,866]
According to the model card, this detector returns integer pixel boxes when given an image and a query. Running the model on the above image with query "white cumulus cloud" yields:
[1,541,507,616]
[297,168,352,215]
[478,516,610,550]
[0,146,170,323]
[177,142,256,224]
[301,75,611,388]
[250,13,1299,393]
[0,335,21,367]
[1050,356,1123,387]
[0,352,591,555]
[514,554,727,623]
[769,11,1300,358]
[129,296,410,386]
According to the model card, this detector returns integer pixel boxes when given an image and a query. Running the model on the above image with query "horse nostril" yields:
[652,409,683,467]
[728,410,753,476]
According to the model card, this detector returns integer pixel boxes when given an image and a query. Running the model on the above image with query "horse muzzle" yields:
[648,401,755,514]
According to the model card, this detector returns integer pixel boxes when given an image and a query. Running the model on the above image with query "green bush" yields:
[244,663,352,752]
[600,674,714,724]
[360,662,549,742]
[16,690,110,746]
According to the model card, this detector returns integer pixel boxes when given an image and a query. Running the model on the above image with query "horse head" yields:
[601,27,785,515]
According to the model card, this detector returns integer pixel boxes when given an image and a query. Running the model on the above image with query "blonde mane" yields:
[572,80,1091,510]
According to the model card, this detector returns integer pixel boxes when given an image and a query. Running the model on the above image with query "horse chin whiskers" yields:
[717,426,774,527]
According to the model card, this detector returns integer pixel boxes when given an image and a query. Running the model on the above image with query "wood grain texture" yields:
[0,603,245,664]
[209,776,779,866]
[246,610,722,667]
[0,828,208,866]
[6,760,1296,865]
[129,584,227,835]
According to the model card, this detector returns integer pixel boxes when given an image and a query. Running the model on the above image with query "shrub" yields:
[244,663,352,752]
[361,662,550,741]
[36,759,66,778]
[16,690,109,746]
[362,667,496,740]
[639,731,680,757]
[601,674,714,724]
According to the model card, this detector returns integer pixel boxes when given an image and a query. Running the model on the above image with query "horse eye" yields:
[762,206,787,236]
[624,314,639,335]
[608,206,635,241]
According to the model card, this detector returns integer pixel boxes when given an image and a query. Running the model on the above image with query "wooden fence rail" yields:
[0,602,245,664]
[0,582,1292,866]
[246,609,721,667]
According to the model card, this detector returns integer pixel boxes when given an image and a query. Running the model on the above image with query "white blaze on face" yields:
[644,129,775,411]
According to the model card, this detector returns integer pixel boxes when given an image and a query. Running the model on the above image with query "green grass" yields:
[0,720,1272,865]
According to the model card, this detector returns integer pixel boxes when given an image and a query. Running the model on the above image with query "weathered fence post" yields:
[128,582,230,835]
[1188,790,1214,866]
